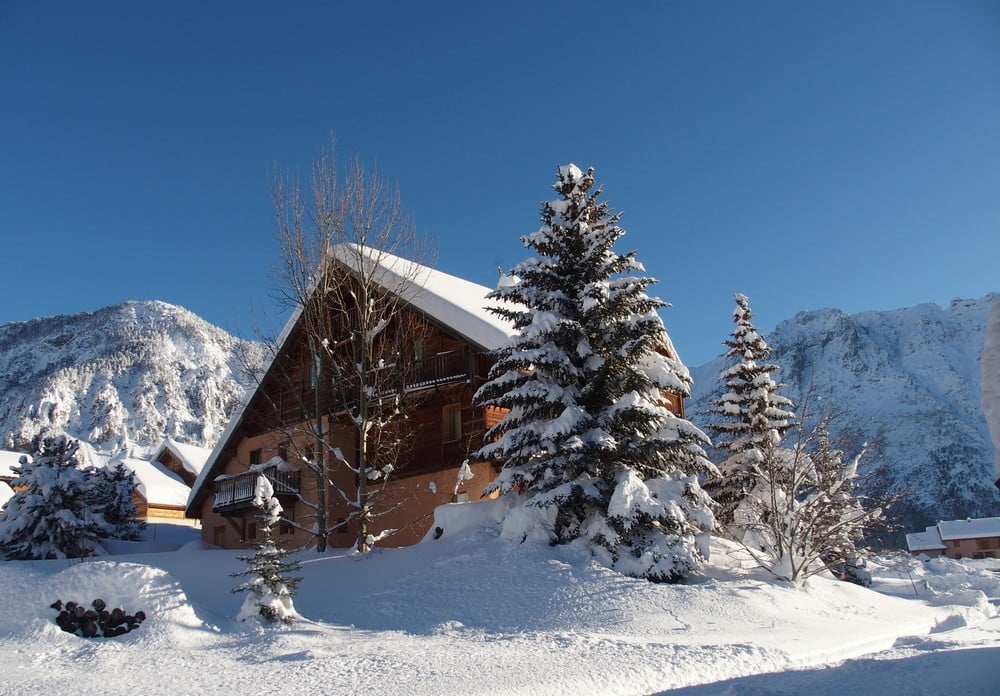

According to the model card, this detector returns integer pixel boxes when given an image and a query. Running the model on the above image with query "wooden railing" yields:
[393,350,470,393]
[276,350,473,425]
[212,466,301,513]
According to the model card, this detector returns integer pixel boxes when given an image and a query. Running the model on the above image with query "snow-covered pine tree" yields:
[0,436,109,560]
[88,463,146,541]
[707,293,796,536]
[232,475,302,623]
[475,164,716,582]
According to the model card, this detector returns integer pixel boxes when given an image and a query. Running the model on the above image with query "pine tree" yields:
[88,463,146,541]
[475,164,716,582]
[0,436,108,560]
[707,293,796,534]
[232,475,302,623]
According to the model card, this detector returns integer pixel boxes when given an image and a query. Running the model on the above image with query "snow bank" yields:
[0,509,996,695]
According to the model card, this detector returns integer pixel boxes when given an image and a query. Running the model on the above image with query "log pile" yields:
[50,599,146,637]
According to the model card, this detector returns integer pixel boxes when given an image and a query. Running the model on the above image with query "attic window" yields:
[249,449,262,467]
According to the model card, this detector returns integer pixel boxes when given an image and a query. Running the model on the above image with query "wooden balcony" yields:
[380,350,471,394]
[212,466,301,515]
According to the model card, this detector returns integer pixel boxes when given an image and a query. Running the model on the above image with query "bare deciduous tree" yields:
[259,139,431,553]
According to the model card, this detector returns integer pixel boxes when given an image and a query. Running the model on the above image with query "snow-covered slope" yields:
[688,294,1000,543]
[0,301,262,450]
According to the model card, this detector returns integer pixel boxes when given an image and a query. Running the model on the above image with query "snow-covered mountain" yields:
[688,294,1000,544]
[0,301,262,451]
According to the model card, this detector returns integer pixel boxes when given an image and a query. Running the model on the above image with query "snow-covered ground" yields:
[0,502,997,695]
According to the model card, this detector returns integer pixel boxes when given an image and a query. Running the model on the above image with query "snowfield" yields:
[0,503,997,695]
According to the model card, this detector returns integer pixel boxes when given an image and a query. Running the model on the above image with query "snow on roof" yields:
[0,450,29,479]
[328,244,517,351]
[937,517,1000,541]
[905,526,946,552]
[117,457,191,508]
[0,481,13,508]
[152,438,212,476]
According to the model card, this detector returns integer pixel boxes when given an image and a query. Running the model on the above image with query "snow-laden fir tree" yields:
[88,463,146,542]
[475,164,716,582]
[232,475,302,623]
[707,293,796,536]
[0,436,109,560]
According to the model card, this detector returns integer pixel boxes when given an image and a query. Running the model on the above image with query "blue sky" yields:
[2,1,998,367]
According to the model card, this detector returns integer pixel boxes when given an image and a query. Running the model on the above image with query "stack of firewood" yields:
[50,599,146,637]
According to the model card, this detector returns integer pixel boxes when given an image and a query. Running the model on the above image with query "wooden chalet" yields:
[186,247,519,549]
[150,438,211,488]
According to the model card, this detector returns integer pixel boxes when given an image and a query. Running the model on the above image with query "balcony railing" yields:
[389,350,470,393]
[212,466,301,514]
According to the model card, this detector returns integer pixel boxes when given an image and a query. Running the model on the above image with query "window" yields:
[412,339,424,361]
[212,525,225,547]
[443,403,462,442]
[975,538,1000,550]
[246,522,257,541]
[277,442,288,462]
[249,448,262,467]
[279,506,295,535]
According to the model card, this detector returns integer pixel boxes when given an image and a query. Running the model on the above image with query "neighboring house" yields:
[186,249,520,549]
[904,526,947,558]
[114,455,193,521]
[150,438,211,488]
[0,480,13,509]
[906,517,1000,559]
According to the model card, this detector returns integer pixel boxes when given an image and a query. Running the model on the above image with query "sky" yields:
[2,1,998,367]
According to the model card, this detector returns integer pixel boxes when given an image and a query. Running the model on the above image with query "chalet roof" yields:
[185,248,516,517]
[0,450,28,479]
[115,456,191,508]
[937,517,1000,541]
[905,526,946,552]
[151,438,212,477]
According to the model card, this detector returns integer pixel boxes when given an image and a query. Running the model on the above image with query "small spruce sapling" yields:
[232,475,302,623]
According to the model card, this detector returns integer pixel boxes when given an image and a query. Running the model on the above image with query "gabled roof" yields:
[905,526,946,552]
[116,456,191,508]
[186,248,515,517]
[937,517,1000,541]
[0,450,28,480]
[151,438,212,477]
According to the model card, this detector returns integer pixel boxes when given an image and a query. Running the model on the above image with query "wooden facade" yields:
[185,248,691,551]
[185,249,522,550]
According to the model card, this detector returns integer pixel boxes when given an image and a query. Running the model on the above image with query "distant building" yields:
[906,517,1000,559]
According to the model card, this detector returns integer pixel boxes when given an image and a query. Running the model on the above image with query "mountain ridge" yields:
[0,300,262,451]
[688,293,1000,543]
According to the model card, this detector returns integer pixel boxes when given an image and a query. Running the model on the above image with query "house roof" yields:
[151,438,212,477]
[0,450,28,479]
[937,517,1000,541]
[185,247,516,517]
[905,526,946,552]
[116,456,191,508]
[0,481,13,508]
